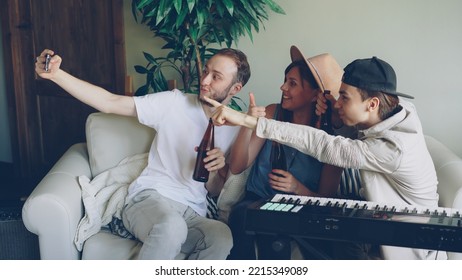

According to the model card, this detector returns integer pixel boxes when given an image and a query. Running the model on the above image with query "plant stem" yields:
[194,42,203,87]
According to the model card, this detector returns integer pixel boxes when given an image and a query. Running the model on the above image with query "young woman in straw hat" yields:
[226,46,345,260]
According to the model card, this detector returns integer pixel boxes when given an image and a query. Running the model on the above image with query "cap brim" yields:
[387,91,415,99]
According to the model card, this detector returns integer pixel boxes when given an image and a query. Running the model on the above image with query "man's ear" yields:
[368,97,380,111]
[229,82,243,97]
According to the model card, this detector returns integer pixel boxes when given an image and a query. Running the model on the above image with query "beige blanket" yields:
[74,153,148,251]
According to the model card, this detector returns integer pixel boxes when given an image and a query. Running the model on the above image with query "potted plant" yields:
[131,0,285,109]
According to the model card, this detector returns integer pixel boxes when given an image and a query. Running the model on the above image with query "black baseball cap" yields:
[342,56,414,99]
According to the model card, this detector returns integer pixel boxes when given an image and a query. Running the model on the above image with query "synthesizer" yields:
[245,194,462,253]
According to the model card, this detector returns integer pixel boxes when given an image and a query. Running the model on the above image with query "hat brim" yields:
[342,56,415,99]
[290,46,325,92]
[290,46,344,97]
[342,77,415,99]
[385,91,415,99]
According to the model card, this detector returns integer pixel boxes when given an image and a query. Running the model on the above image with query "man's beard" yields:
[200,81,235,107]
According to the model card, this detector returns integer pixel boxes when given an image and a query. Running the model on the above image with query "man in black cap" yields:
[204,57,445,260]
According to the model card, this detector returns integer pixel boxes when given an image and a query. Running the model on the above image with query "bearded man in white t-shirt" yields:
[35,48,251,259]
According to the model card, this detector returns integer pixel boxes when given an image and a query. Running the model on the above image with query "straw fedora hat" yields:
[290,45,343,98]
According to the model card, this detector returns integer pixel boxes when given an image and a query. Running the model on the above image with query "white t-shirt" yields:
[127,90,239,216]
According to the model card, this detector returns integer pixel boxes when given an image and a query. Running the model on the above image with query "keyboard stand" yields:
[293,236,332,260]
[255,233,332,260]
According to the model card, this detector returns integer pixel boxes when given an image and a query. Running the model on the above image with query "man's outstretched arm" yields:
[35,49,136,117]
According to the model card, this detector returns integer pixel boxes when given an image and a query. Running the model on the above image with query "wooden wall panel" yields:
[0,0,125,195]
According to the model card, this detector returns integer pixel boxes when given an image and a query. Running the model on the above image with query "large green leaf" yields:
[186,0,195,12]
[173,0,183,14]
[135,84,149,96]
[175,6,189,28]
[143,51,158,65]
[134,65,149,74]
[135,0,151,10]
[188,25,198,42]
[222,0,234,16]
[263,0,285,14]
[215,1,225,17]
[196,6,206,29]
[155,0,172,25]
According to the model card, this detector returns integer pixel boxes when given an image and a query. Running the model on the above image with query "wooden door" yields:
[1,0,125,194]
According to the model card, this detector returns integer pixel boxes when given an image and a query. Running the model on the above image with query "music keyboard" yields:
[245,194,462,253]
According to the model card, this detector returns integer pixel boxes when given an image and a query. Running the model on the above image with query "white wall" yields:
[124,0,462,157]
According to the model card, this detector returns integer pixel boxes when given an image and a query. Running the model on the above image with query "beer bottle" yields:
[316,90,334,135]
[193,118,215,182]
[270,141,287,177]
[270,105,287,177]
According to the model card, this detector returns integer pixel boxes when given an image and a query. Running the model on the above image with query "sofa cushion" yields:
[85,113,156,176]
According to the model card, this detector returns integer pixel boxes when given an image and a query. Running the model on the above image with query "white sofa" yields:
[21,112,247,260]
[22,112,462,259]
[424,135,462,259]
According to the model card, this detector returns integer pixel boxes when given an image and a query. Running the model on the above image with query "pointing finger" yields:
[203,96,222,108]
[249,92,256,107]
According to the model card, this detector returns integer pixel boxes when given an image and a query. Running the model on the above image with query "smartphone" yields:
[45,54,51,72]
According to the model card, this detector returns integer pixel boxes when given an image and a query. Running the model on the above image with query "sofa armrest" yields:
[217,167,251,223]
[22,143,92,260]
[425,135,462,260]
[425,135,462,209]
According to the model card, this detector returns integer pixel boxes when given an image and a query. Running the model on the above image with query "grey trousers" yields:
[122,189,233,260]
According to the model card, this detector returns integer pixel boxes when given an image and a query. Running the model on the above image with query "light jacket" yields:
[255,100,445,259]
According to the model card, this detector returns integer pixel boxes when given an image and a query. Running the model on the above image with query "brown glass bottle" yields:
[315,90,334,135]
[193,118,215,182]
[270,142,287,177]
[270,104,287,177]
